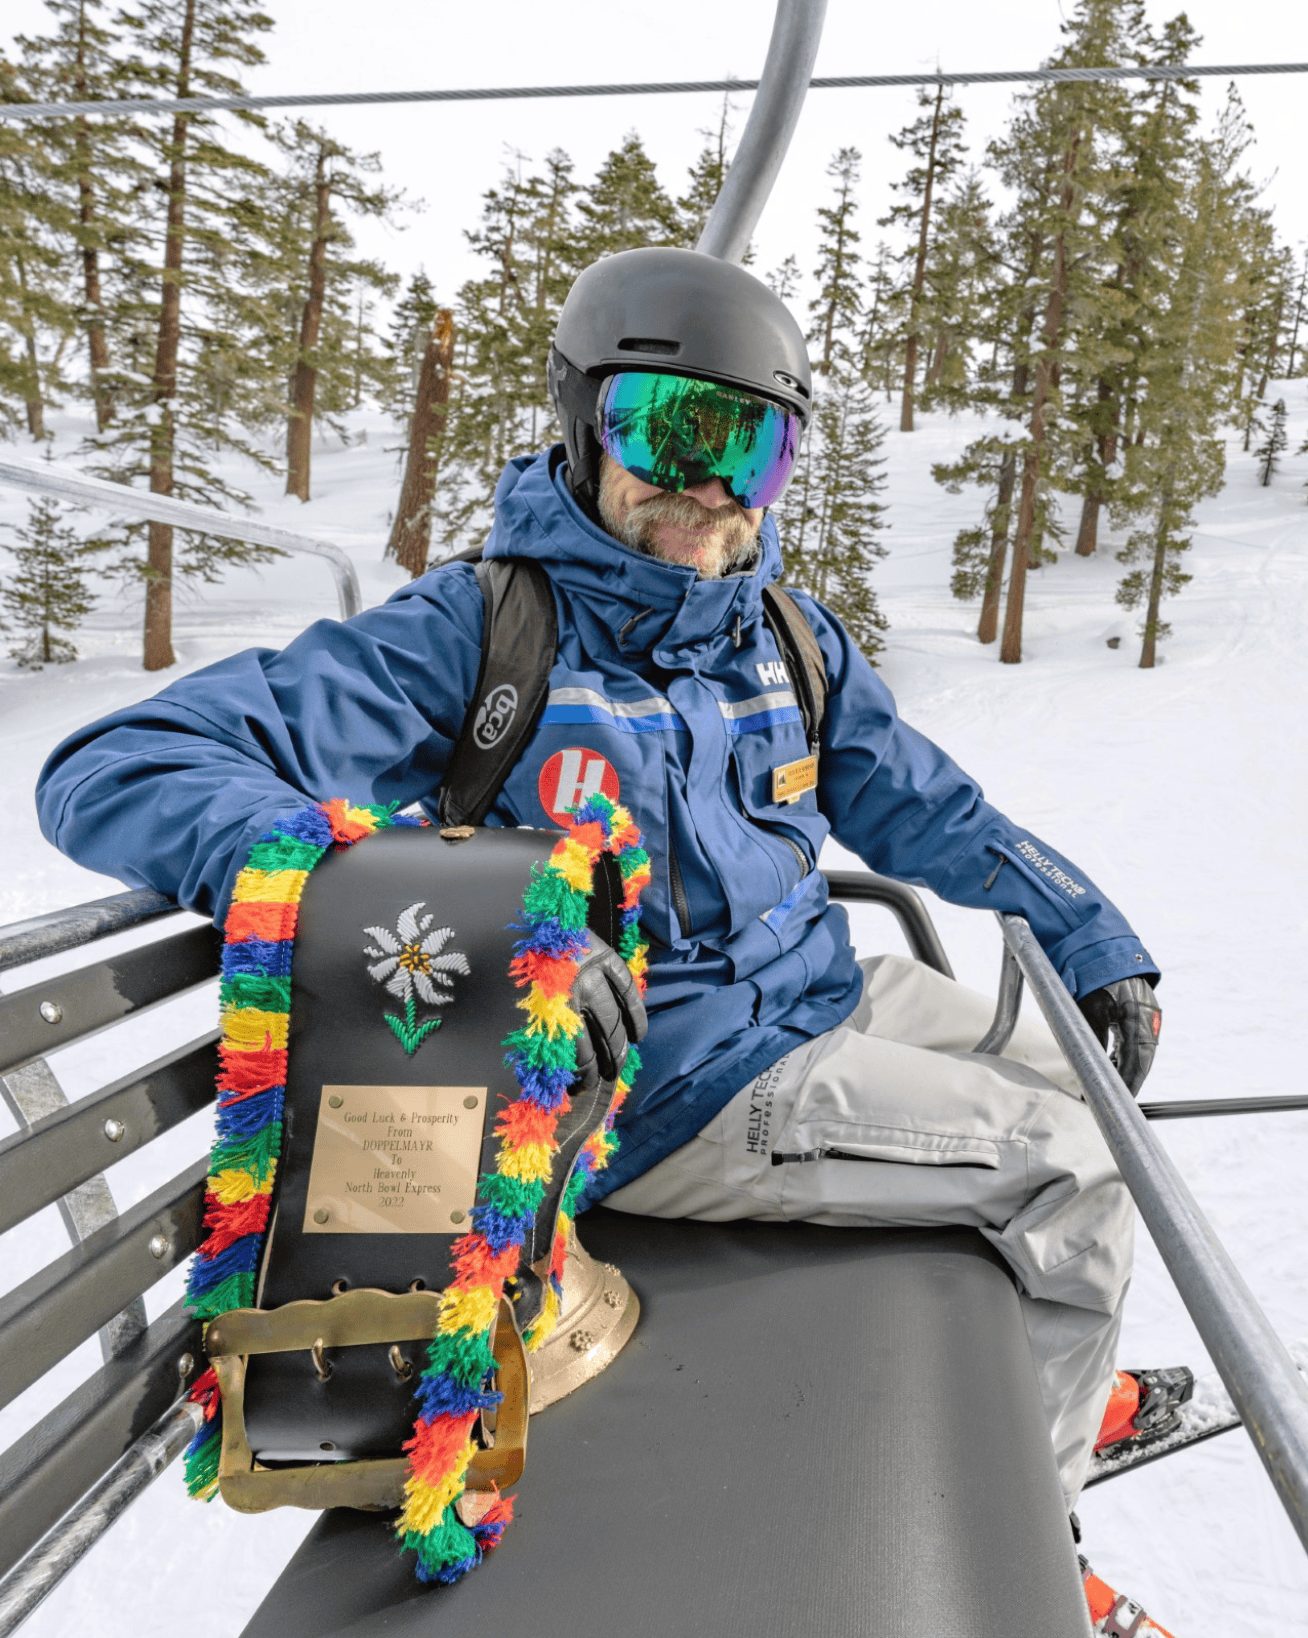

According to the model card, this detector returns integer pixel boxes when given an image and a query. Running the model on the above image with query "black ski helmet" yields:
[547,246,812,513]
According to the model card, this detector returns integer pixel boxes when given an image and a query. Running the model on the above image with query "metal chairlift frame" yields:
[1,0,1306,1628]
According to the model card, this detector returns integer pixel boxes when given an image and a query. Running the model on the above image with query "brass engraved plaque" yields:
[302,1084,485,1235]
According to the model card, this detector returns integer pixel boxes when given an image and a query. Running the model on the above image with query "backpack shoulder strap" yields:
[439,555,558,826]
[761,583,828,752]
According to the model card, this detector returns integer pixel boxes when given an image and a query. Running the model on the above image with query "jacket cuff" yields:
[1051,934,1161,1000]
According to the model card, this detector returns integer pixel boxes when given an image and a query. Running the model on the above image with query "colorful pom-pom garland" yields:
[182,793,650,1587]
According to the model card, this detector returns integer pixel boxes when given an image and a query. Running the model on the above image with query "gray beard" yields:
[597,469,762,580]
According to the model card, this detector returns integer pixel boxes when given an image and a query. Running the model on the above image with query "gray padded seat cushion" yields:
[241,1215,1089,1637]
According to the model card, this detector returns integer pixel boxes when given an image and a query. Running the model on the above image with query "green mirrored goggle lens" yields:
[596,370,801,508]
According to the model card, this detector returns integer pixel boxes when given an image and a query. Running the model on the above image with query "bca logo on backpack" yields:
[473,682,519,748]
[183,796,650,1585]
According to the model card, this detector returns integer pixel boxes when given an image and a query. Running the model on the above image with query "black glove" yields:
[571,930,648,1095]
[1078,977,1161,1095]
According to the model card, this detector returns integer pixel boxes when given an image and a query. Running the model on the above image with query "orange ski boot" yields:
[1080,1554,1176,1637]
[1096,1367,1194,1454]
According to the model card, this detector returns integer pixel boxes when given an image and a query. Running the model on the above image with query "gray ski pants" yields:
[605,953,1134,1506]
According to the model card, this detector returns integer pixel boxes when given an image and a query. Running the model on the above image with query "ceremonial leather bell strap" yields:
[182,796,650,1585]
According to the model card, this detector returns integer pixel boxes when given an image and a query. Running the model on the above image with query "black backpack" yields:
[437,554,828,827]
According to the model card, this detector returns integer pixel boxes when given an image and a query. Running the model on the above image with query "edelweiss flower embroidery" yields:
[364,902,471,1055]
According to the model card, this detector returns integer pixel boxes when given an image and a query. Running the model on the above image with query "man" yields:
[37,247,1175,1633]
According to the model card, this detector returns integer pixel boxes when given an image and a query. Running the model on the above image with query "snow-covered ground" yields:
[2,391,1307,1635]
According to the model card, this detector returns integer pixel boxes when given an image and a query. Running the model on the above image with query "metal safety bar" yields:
[0,1399,203,1637]
[988,914,1308,1554]
[969,942,1308,1124]
[824,870,954,979]
[0,456,362,621]
[0,889,178,975]
[1138,1093,1308,1121]
[0,1300,201,1617]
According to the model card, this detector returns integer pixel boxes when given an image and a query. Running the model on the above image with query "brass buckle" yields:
[206,1289,528,1514]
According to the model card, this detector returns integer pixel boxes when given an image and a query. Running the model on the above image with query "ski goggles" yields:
[596,369,802,509]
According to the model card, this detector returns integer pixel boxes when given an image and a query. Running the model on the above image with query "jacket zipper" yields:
[778,833,809,880]
[668,840,692,938]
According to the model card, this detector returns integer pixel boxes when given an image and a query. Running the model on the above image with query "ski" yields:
[1086,1339,1308,1486]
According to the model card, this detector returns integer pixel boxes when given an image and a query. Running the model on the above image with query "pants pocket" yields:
[772,1122,1003,1170]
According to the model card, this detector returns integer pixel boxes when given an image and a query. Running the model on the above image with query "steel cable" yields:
[2,62,1307,122]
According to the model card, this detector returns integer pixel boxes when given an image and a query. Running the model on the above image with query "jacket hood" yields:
[482,447,783,657]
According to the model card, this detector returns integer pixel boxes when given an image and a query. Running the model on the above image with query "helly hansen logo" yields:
[538,748,620,827]
[743,1057,786,1156]
[756,660,789,688]
[1013,840,1087,899]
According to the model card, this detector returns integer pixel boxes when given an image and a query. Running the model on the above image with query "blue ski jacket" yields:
[36,447,1159,1194]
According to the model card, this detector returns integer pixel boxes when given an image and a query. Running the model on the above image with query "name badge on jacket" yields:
[772,755,818,805]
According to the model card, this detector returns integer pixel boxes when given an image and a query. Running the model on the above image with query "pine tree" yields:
[387,306,454,576]
[918,169,996,412]
[931,178,1043,645]
[881,83,968,431]
[346,280,379,410]
[1236,215,1284,451]
[1254,398,1288,486]
[0,493,96,666]
[91,0,279,671]
[17,0,146,433]
[858,241,905,401]
[515,148,581,449]
[1285,246,1308,377]
[430,149,579,556]
[0,49,77,441]
[994,0,1145,663]
[267,121,401,501]
[1113,90,1255,667]
[384,269,439,416]
[674,95,748,253]
[573,133,677,264]
[766,254,801,302]
[780,374,888,657]
[777,148,888,656]
[1069,16,1201,557]
[809,147,863,374]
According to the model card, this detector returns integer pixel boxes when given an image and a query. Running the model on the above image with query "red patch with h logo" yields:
[538,748,620,828]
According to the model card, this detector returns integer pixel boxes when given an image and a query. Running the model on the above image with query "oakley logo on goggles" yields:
[596,369,802,509]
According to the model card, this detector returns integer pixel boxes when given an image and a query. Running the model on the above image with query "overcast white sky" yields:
[6,0,1308,308]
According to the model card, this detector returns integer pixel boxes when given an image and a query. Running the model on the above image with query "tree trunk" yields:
[77,160,114,431]
[11,253,46,440]
[977,321,1033,644]
[1139,483,1173,669]
[899,83,946,434]
[1287,256,1307,377]
[978,450,1016,644]
[925,338,950,391]
[1000,129,1081,665]
[1253,286,1284,406]
[1074,375,1119,556]
[74,2,113,431]
[387,308,454,577]
[286,146,332,501]
[1122,386,1138,449]
[144,0,195,673]
[351,286,365,409]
